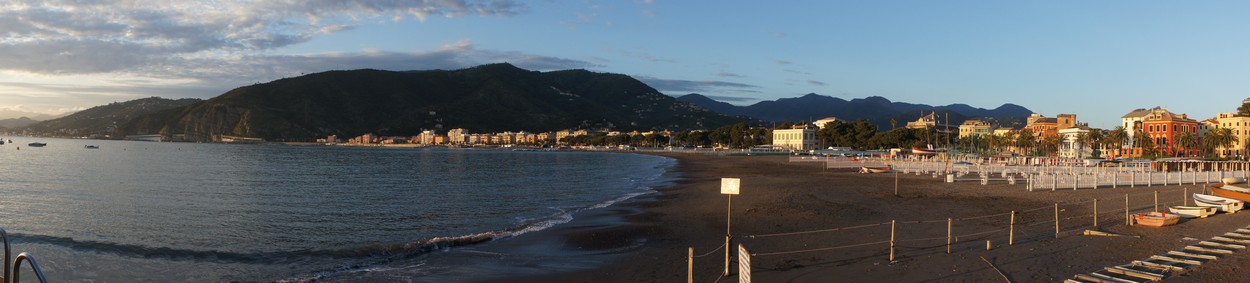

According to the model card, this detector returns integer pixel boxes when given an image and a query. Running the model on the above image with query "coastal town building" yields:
[1141,107,1199,156]
[1058,126,1092,159]
[1120,108,1151,148]
[1213,112,1250,158]
[958,119,993,139]
[813,117,840,129]
[772,125,819,151]
[905,113,936,129]
[1025,114,1058,137]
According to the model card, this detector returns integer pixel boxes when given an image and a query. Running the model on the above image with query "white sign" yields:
[721,178,741,195]
[738,244,751,283]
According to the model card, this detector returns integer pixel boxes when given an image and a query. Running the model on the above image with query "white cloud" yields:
[0,0,528,75]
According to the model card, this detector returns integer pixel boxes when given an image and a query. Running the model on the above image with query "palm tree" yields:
[1138,132,1157,159]
[1209,128,1235,159]
[1176,131,1198,158]
[1042,134,1061,156]
[1104,127,1127,158]
[1084,130,1104,158]
[1016,129,1037,156]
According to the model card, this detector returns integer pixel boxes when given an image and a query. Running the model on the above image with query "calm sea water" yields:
[0,138,674,282]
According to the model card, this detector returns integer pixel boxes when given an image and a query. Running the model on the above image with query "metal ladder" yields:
[1,228,47,283]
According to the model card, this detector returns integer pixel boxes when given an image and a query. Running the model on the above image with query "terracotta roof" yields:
[1121,108,1152,118]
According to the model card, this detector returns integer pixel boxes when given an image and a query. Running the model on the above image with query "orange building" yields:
[1141,108,1199,156]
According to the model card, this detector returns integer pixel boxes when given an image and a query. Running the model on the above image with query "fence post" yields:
[1054,203,1060,238]
[1113,171,1117,188]
[947,218,952,254]
[890,220,896,262]
[1093,199,1098,227]
[724,235,731,276]
[688,247,694,283]
[1053,174,1058,191]
[1009,211,1015,246]
[1125,194,1131,226]
[1184,187,1188,206]
[1074,174,1079,190]
[895,170,899,196]
[1131,172,1135,188]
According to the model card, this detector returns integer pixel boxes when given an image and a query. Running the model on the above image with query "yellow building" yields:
[958,120,992,139]
[1213,112,1250,158]
[772,126,819,151]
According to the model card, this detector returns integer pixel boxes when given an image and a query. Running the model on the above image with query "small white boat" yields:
[1133,212,1180,227]
[1168,205,1218,218]
[1223,177,1246,185]
[1193,193,1244,213]
[84,145,99,149]
[859,166,891,174]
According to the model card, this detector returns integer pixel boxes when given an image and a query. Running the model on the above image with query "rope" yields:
[752,240,890,257]
[694,243,726,258]
[955,211,1013,221]
[748,222,890,238]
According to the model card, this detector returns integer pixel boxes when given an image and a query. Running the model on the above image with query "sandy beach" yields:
[494,153,1250,282]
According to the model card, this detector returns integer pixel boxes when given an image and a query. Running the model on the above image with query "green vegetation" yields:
[25,97,201,137]
[118,63,745,142]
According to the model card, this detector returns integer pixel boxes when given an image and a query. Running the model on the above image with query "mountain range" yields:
[23,97,202,136]
[676,93,1033,128]
[113,63,742,141]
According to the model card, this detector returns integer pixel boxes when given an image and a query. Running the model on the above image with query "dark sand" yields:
[495,153,1250,282]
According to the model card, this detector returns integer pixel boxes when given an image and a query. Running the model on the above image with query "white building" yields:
[1058,127,1092,159]
[813,117,840,129]
[772,126,819,151]
[1120,108,1152,148]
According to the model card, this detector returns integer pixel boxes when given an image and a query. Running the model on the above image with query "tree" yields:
[1238,102,1250,117]
[1041,134,1061,156]
[1208,128,1235,159]
[1105,127,1127,150]
[1138,132,1158,159]
[1176,131,1198,158]
[1015,129,1037,156]
[889,118,898,130]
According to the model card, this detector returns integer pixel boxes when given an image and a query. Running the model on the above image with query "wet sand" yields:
[495,153,1250,282]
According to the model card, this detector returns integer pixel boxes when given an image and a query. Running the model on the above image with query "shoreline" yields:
[497,153,1250,282]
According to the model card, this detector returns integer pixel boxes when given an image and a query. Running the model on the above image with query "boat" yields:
[84,145,99,149]
[1167,205,1218,218]
[859,166,892,174]
[910,147,937,156]
[27,142,46,147]
[1212,183,1250,202]
[1193,193,1244,213]
[1223,177,1246,185]
[1133,212,1180,227]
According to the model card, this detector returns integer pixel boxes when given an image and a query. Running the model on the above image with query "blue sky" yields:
[1,1,1248,128]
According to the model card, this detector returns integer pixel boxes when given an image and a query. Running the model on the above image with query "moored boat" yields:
[859,166,891,174]
[1133,212,1180,227]
[1168,205,1218,218]
[1212,184,1250,202]
[84,145,99,149]
[910,147,937,156]
[27,142,46,147]
[1194,193,1245,213]
[1223,177,1246,185]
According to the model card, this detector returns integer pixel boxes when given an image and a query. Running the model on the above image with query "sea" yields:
[0,137,676,282]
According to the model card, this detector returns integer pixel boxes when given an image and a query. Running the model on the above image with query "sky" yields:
[1,1,1249,128]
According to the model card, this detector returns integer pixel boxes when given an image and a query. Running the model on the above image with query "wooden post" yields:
[1184,187,1188,206]
[1009,211,1015,246]
[1154,191,1159,212]
[723,235,731,276]
[1093,199,1098,227]
[947,218,952,254]
[1126,194,1131,226]
[688,247,694,283]
[890,220,896,262]
[1131,171,1135,188]
[894,170,899,196]
[1054,203,1060,238]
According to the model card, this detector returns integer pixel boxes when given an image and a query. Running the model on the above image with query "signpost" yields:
[721,178,740,277]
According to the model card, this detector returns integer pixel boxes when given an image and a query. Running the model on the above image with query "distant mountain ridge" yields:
[116,63,744,141]
[677,93,1032,128]
[25,97,202,136]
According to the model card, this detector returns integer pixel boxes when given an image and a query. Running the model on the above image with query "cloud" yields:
[0,1,527,75]
[716,72,745,78]
[784,69,811,75]
[775,60,792,65]
[621,50,676,63]
[807,80,827,86]
[637,76,760,93]
[772,32,787,39]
